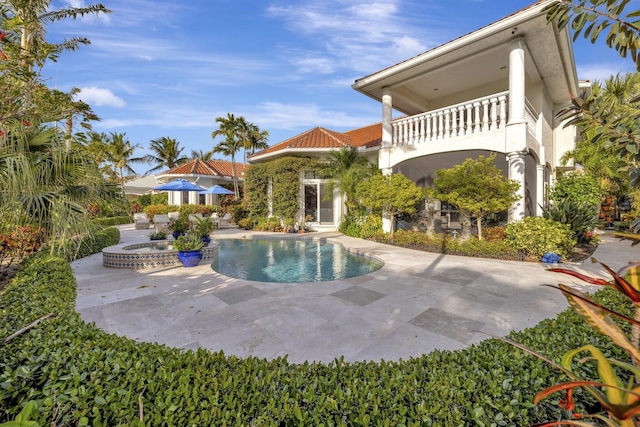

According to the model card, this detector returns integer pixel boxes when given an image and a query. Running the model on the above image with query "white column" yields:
[381,90,394,233]
[536,164,545,216]
[380,87,393,176]
[507,151,526,222]
[508,37,526,125]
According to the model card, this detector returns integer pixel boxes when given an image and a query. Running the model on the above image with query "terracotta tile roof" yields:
[344,123,382,148]
[160,158,245,178]
[250,124,382,159]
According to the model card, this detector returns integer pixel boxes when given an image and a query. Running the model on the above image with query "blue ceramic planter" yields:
[177,250,203,267]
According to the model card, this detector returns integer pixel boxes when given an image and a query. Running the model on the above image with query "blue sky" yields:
[45,0,638,175]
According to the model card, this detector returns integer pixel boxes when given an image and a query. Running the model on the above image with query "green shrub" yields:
[1,251,629,425]
[92,215,132,227]
[360,215,383,238]
[542,197,598,238]
[505,216,576,259]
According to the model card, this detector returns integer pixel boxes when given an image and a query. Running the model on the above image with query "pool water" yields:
[212,239,383,283]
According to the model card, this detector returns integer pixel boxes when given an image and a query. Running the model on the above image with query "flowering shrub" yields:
[505,216,575,259]
[0,226,46,266]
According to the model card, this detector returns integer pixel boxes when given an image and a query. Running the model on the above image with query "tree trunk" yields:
[476,216,483,240]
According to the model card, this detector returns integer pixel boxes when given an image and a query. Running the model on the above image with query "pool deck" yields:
[72,225,636,364]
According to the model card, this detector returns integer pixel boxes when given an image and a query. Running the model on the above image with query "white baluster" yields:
[481,100,489,132]
[425,113,432,141]
[457,106,466,136]
[465,104,473,135]
[419,115,426,143]
[499,95,507,129]
[444,109,451,137]
[451,108,458,137]
[437,111,444,139]
[473,102,481,134]
[489,97,497,131]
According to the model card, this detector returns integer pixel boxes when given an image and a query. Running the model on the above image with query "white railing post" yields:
[451,108,458,137]
[489,97,497,131]
[481,99,489,132]
[437,111,444,139]
[419,115,426,143]
[473,102,481,134]
[444,109,451,137]
[499,95,507,129]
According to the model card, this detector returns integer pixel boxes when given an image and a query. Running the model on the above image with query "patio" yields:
[71,224,621,364]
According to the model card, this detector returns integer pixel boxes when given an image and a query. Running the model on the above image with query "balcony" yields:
[391,91,509,147]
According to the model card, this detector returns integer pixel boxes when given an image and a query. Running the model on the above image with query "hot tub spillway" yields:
[102,240,219,269]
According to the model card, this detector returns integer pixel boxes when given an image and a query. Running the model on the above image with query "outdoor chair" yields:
[216,213,232,229]
[153,214,171,232]
[167,212,180,221]
[188,214,204,225]
[133,213,151,229]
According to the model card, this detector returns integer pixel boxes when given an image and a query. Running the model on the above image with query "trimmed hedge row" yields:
[0,244,631,425]
[92,216,132,227]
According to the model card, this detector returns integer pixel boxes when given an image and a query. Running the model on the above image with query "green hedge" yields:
[0,245,630,425]
[92,216,132,227]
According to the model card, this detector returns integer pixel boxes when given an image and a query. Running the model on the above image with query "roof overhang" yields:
[248,147,374,164]
[352,0,578,115]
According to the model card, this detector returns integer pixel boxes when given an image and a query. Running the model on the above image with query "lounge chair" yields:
[153,214,171,232]
[133,213,151,229]
[216,213,232,229]
[188,214,204,225]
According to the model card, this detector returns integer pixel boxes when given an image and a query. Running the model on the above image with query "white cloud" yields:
[267,0,429,74]
[577,63,636,83]
[250,102,374,130]
[75,87,126,108]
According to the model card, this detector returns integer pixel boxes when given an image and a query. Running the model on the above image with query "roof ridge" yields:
[318,127,352,147]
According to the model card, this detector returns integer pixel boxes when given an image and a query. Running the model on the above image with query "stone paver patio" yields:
[71,225,631,364]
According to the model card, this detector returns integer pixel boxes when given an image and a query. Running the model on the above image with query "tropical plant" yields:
[191,149,214,160]
[427,154,521,240]
[543,197,599,240]
[172,231,204,252]
[544,0,640,72]
[168,216,190,234]
[212,114,245,198]
[356,173,425,231]
[103,132,144,196]
[325,146,374,214]
[142,136,188,175]
[500,260,640,426]
[192,215,215,236]
[246,123,269,155]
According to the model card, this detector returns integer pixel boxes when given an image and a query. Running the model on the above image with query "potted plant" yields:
[169,216,190,239]
[149,230,167,241]
[301,214,314,232]
[283,218,296,233]
[172,232,204,267]
[193,215,216,246]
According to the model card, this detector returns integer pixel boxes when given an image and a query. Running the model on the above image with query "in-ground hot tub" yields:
[102,240,219,269]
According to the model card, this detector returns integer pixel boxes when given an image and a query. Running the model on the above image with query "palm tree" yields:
[0,126,120,254]
[191,149,214,160]
[212,130,242,198]
[246,123,269,156]
[104,132,144,196]
[142,136,188,175]
[212,114,245,198]
[326,146,373,214]
[8,0,110,66]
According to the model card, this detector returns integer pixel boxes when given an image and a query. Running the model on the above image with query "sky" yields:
[44,0,639,175]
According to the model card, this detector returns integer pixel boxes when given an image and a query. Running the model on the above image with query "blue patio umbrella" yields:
[152,179,206,192]
[198,185,235,195]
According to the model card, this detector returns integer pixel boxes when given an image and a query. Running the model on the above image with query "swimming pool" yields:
[211,238,383,283]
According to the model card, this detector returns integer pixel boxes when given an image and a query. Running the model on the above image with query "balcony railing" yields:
[392,91,509,146]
